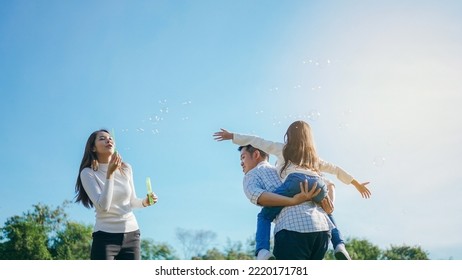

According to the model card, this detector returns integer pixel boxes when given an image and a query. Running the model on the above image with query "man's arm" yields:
[257,180,321,207]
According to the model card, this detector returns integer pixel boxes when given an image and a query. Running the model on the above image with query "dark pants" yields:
[273,229,329,260]
[90,230,141,260]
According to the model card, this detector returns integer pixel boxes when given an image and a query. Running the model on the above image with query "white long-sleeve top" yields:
[79,163,144,233]
[233,133,354,184]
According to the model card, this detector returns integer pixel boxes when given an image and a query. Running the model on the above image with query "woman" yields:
[75,129,157,260]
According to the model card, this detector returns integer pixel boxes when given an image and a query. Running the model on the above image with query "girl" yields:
[75,129,158,260]
[214,120,370,260]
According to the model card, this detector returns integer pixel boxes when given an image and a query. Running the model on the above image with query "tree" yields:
[141,238,178,260]
[0,201,92,260]
[51,222,93,260]
[175,227,217,259]
[324,238,382,260]
[192,238,255,260]
[381,244,429,260]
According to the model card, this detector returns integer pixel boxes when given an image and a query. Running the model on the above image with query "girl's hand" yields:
[213,128,233,141]
[353,181,371,199]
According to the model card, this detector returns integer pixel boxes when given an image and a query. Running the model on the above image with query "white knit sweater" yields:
[80,163,144,233]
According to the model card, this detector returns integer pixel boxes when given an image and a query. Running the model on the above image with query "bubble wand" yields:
[146,177,154,205]
[111,128,117,154]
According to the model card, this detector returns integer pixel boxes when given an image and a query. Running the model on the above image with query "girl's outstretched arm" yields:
[351,179,371,198]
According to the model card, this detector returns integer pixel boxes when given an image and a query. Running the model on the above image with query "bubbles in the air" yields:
[372,156,386,167]
[307,110,321,121]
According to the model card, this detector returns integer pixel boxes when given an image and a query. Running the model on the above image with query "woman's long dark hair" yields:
[74,129,109,208]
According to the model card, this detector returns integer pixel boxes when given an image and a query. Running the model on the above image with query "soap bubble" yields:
[372,156,386,167]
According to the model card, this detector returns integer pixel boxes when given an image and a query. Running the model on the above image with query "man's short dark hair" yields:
[238,145,269,160]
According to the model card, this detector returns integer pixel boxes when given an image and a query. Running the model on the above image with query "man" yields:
[228,141,334,260]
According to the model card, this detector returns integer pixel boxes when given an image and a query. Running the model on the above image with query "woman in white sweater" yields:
[75,129,157,260]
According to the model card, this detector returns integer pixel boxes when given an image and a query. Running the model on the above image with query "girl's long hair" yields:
[280,120,320,177]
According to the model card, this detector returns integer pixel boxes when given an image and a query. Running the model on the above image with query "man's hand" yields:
[320,196,334,214]
[213,128,233,141]
[292,180,321,205]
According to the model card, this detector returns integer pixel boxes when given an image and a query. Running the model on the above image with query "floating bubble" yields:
[151,129,159,134]
[158,99,167,105]
[343,109,353,116]
[327,59,331,64]
[181,100,192,105]
[255,110,264,115]
[372,156,386,167]
[269,87,279,92]
[136,128,145,133]
[338,122,350,130]
[307,110,321,121]
[181,117,189,121]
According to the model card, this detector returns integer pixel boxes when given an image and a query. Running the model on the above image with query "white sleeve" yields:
[126,164,144,209]
[80,168,114,211]
[318,159,354,185]
[232,133,285,163]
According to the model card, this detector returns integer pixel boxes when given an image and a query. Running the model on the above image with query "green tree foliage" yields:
[192,238,255,260]
[324,237,381,260]
[141,238,178,260]
[0,202,434,260]
[51,222,93,260]
[381,244,429,260]
[176,227,217,259]
[0,201,93,259]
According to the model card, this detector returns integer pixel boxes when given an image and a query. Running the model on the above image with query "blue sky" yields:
[1,0,462,260]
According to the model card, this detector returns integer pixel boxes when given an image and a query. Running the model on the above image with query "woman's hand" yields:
[107,153,122,179]
[143,192,158,207]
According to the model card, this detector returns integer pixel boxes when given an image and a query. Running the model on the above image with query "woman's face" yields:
[93,131,115,157]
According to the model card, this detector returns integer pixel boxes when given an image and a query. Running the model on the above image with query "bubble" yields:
[151,129,159,134]
[372,156,386,167]
[255,110,264,115]
[338,122,350,130]
[158,99,167,105]
[136,128,145,133]
[181,100,192,105]
[181,117,189,121]
[269,87,279,92]
[307,110,321,121]
[327,59,331,64]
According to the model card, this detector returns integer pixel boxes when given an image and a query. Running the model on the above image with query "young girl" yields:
[75,129,158,260]
[214,120,370,260]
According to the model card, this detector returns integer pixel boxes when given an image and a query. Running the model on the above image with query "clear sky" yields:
[1,0,461,260]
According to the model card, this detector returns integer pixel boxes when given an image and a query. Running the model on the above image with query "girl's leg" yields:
[259,173,327,222]
[255,211,274,259]
[328,214,351,260]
